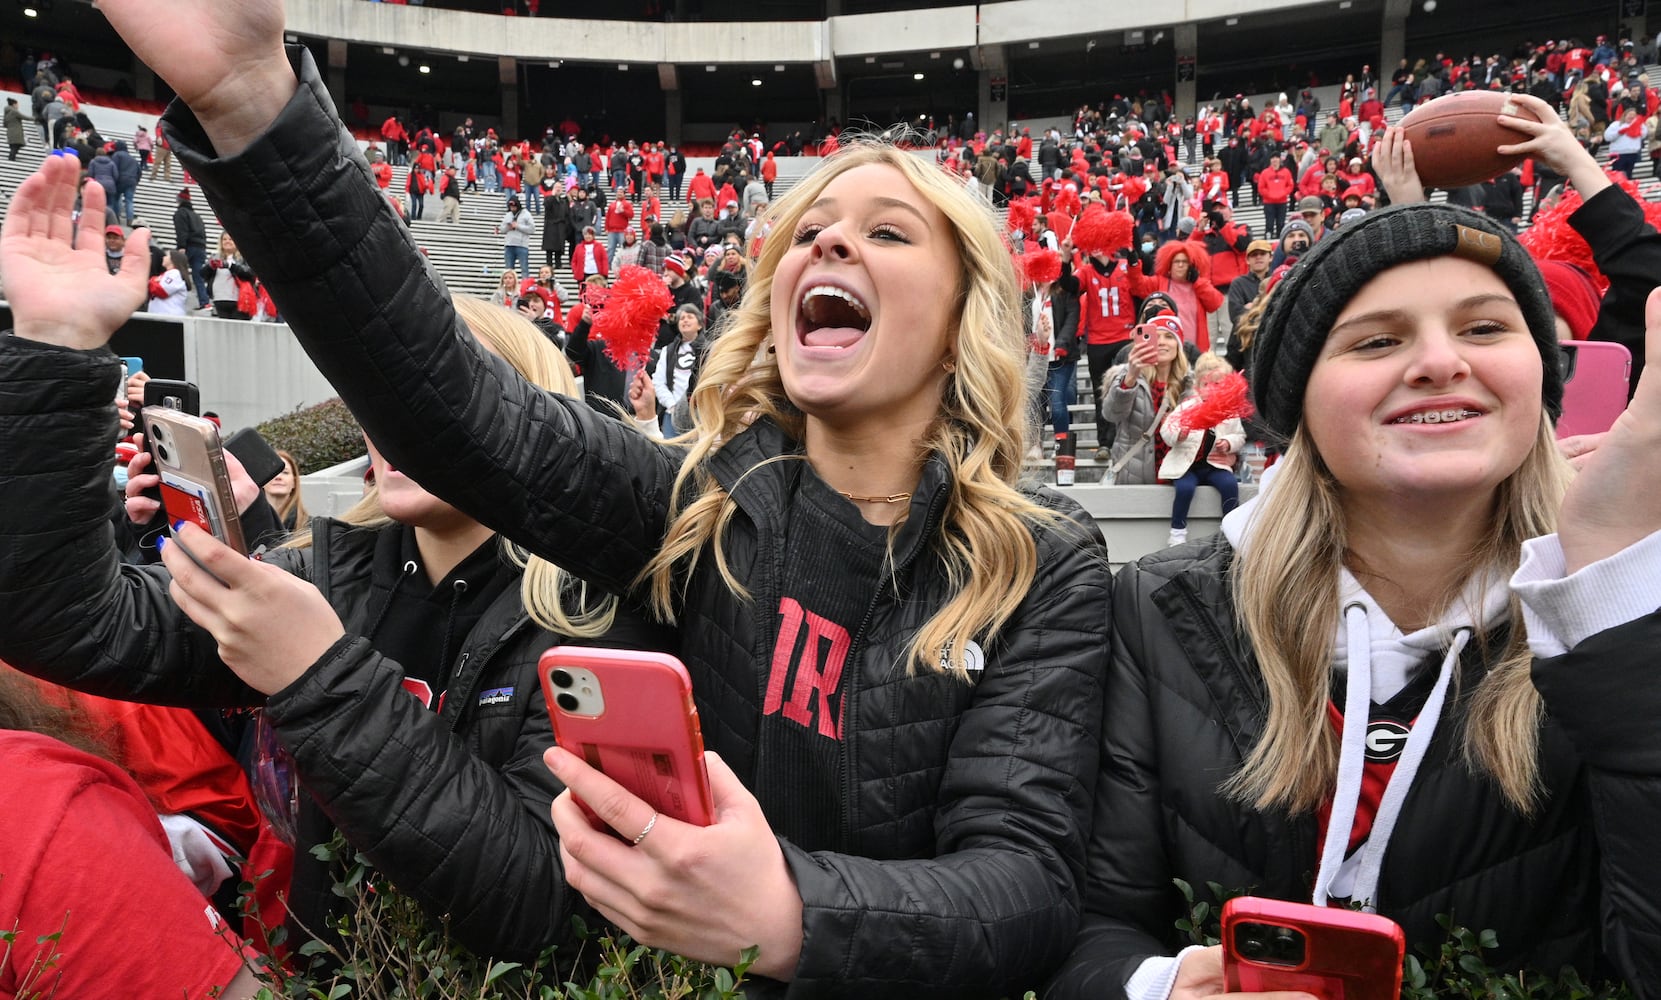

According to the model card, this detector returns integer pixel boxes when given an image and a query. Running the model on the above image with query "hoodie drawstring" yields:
[1312,605,1470,912]
[363,559,420,644]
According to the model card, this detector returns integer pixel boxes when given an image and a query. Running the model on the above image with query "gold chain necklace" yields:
[837,491,913,504]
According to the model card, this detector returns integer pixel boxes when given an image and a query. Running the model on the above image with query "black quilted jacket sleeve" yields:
[1044,558,1186,998]
[0,338,573,960]
[162,48,683,599]
[1532,611,1661,992]
[0,336,255,707]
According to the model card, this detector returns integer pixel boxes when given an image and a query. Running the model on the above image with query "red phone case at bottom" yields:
[1223,897,1405,1000]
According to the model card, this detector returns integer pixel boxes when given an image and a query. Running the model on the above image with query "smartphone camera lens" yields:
[551,669,574,689]
[1271,926,1305,964]
[1237,932,1268,960]
[155,443,173,466]
[555,692,580,712]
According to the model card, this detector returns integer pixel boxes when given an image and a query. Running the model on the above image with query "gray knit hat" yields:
[1251,203,1563,441]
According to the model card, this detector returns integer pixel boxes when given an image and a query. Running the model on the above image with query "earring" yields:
[942,358,957,373]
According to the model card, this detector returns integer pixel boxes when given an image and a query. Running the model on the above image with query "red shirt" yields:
[1075,256,1136,346]
[605,199,634,233]
[0,732,250,999]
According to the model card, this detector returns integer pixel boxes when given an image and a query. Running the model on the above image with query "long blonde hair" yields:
[1228,419,1571,814]
[269,449,310,535]
[288,298,616,639]
[641,139,1057,677]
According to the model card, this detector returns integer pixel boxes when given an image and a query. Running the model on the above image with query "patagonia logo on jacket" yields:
[477,686,515,708]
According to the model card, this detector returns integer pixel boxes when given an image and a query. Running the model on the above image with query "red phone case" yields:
[1556,340,1631,439]
[1222,897,1405,1000]
[539,647,716,828]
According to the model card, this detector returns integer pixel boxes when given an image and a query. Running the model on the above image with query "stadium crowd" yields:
[2,5,1661,1000]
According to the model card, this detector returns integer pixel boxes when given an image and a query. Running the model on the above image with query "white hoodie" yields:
[1125,461,1661,1000]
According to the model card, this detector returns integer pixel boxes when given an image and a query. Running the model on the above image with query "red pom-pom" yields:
[1054,186,1082,218]
[1517,169,1661,297]
[1071,206,1134,256]
[1006,198,1037,236]
[1021,248,1062,287]
[592,265,673,369]
[1173,371,1255,434]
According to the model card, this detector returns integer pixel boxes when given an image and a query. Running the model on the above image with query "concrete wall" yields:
[284,0,1334,66]
[184,318,342,434]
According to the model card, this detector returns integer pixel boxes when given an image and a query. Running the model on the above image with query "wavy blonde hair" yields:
[1228,419,1571,814]
[641,139,1058,677]
[288,297,616,639]
[268,449,310,535]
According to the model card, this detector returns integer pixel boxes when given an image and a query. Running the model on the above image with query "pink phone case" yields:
[1223,896,1405,1000]
[1556,340,1631,439]
[539,647,715,828]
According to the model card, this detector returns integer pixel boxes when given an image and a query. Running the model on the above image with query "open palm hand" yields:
[1558,288,1661,572]
[1,154,148,349]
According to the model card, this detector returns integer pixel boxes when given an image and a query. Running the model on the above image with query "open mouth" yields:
[1389,408,1483,425]
[798,284,872,349]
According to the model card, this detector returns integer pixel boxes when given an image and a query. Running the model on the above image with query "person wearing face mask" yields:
[71,15,1114,995]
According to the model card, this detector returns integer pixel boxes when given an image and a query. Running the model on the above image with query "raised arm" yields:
[170,46,684,596]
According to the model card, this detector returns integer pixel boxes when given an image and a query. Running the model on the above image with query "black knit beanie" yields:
[1251,203,1563,442]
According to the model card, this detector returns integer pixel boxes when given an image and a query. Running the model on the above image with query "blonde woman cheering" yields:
[66,4,1113,995]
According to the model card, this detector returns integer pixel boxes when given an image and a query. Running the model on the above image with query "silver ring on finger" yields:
[631,811,658,847]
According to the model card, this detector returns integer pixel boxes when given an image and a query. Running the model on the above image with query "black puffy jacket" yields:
[162,47,1113,998]
[0,336,669,960]
[1046,536,1661,997]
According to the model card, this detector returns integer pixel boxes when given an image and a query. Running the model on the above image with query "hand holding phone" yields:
[141,407,247,555]
[1222,897,1404,1000]
[540,647,715,829]
[1129,329,1161,368]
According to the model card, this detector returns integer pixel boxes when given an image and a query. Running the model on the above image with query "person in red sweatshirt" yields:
[1129,239,1227,352]
[761,151,779,199]
[603,196,633,263]
[1255,153,1295,239]
[686,167,715,204]
[570,226,609,286]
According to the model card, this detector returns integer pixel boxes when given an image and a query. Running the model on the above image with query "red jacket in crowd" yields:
[687,169,716,203]
[570,237,609,285]
[604,198,634,234]
[1255,165,1295,205]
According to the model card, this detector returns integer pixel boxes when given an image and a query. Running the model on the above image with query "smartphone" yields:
[1136,324,1154,343]
[1222,897,1404,1000]
[223,427,286,490]
[142,378,201,416]
[120,356,145,377]
[1555,340,1631,439]
[539,646,715,829]
[140,406,247,555]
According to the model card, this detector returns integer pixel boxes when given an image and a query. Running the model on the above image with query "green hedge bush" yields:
[254,398,365,474]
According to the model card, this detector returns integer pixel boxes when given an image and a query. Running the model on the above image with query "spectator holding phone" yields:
[79,12,1113,995]
[1100,310,1191,485]
[498,194,534,277]
[1048,201,1661,996]
[0,163,667,962]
